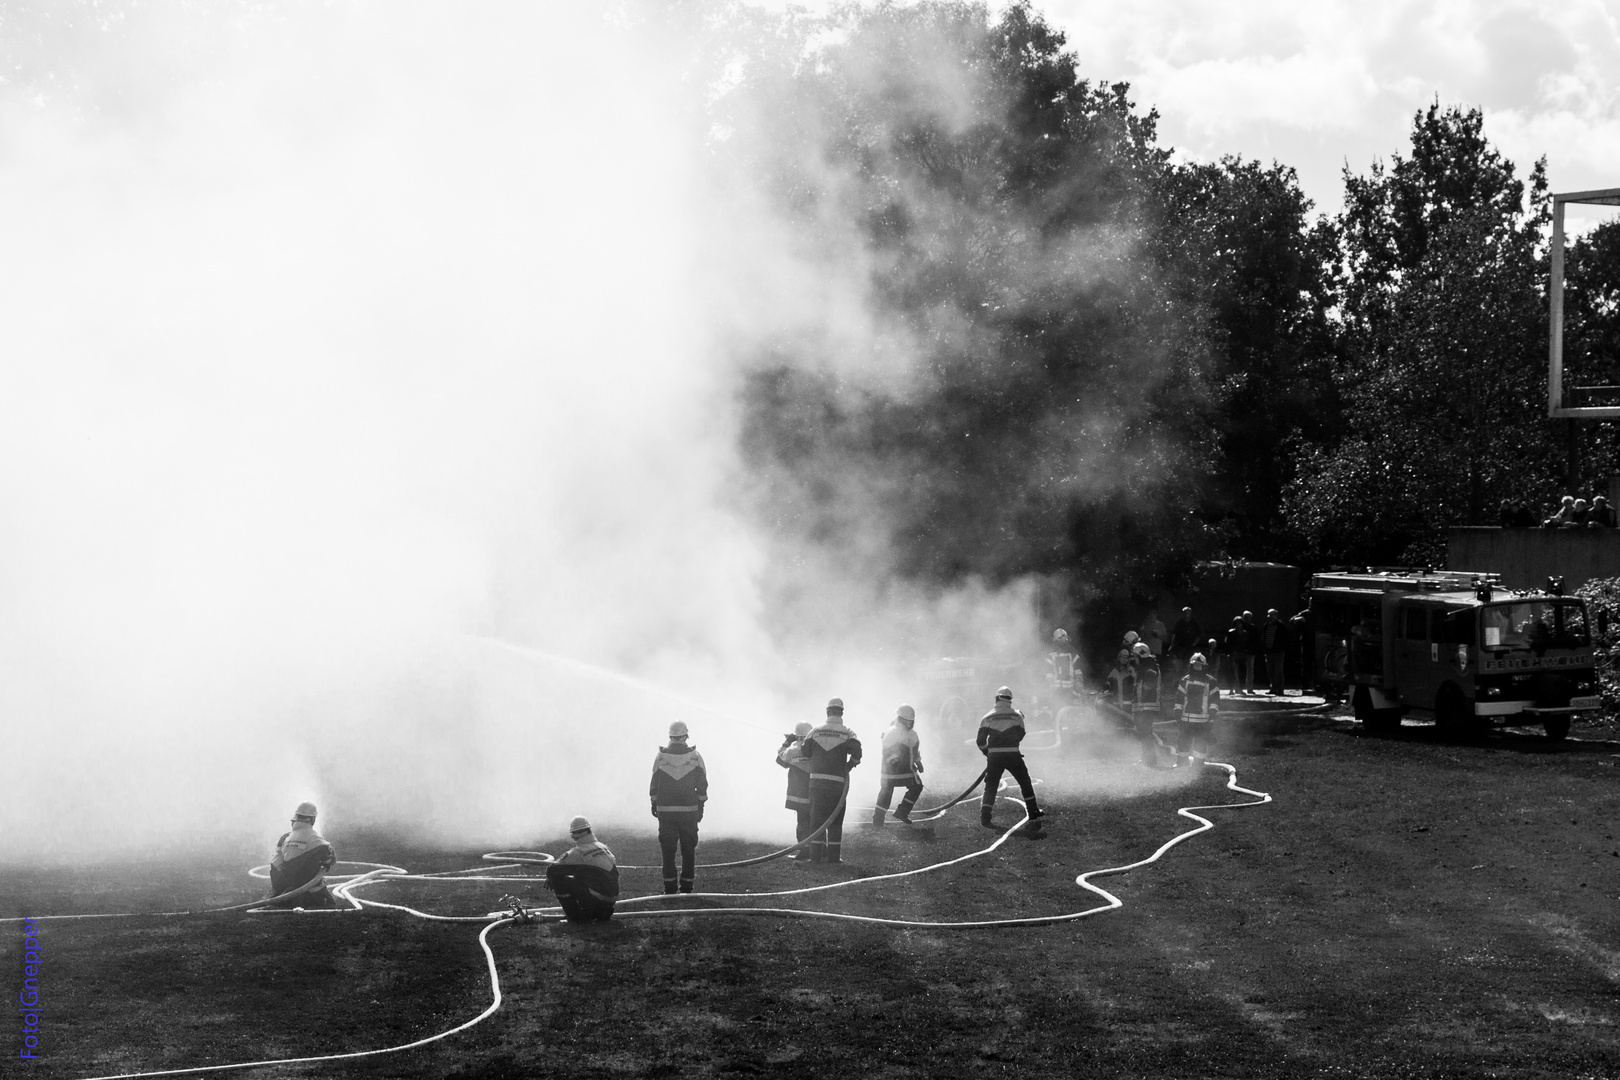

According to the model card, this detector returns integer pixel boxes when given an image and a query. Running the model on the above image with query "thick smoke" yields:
[0,2,1168,865]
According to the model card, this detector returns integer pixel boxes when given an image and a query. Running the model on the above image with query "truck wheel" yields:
[938,695,971,742]
[1544,716,1571,741]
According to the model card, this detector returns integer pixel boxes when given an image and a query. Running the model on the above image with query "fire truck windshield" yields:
[1480,600,1589,651]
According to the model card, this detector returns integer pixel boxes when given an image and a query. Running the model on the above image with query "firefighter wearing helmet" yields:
[801,698,862,863]
[268,801,337,908]
[545,815,620,923]
[777,721,815,861]
[650,720,708,894]
[1048,628,1079,693]
[1107,649,1136,714]
[976,687,1043,830]
[873,704,924,826]
[1132,641,1168,768]
[1173,653,1222,764]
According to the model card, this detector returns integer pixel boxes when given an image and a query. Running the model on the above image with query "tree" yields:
[1283,103,1559,566]
[1152,157,1340,562]
[723,1,1229,612]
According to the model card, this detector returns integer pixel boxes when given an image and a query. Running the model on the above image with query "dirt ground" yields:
[6,710,1620,1080]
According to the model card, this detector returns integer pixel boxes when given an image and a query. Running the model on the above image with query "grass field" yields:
[6,710,1620,1080]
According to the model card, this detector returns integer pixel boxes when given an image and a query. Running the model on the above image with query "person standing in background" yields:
[1261,608,1287,696]
[1169,607,1202,681]
[1139,607,1167,662]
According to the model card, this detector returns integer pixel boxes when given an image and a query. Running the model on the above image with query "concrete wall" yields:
[1448,527,1620,590]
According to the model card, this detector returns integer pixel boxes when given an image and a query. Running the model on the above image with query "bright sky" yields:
[768,0,1620,229]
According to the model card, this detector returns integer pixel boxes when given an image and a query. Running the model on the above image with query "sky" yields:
[765,0,1620,231]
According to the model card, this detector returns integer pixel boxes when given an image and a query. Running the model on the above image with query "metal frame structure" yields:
[1548,186,1620,417]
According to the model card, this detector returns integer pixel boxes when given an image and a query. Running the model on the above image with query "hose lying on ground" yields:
[38,761,1269,1080]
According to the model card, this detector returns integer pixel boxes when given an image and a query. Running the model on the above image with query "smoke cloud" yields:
[1,2,1158,865]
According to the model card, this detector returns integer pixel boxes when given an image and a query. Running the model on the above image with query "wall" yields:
[1448,527,1620,590]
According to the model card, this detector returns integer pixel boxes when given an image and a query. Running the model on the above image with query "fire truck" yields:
[1308,569,1599,740]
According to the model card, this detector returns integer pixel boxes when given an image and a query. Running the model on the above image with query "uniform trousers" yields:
[545,865,617,923]
[876,777,923,818]
[657,813,700,893]
[982,753,1036,808]
[807,779,848,863]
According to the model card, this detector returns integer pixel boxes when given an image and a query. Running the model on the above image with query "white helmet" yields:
[1132,642,1152,658]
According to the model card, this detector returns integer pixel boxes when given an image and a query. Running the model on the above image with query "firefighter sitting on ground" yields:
[777,721,815,862]
[802,698,862,864]
[545,815,620,923]
[873,704,924,826]
[1173,653,1221,764]
[268,801,337,908]
[1131,641,1168,768]
[650,720,708,895]
[977,686,1043,830]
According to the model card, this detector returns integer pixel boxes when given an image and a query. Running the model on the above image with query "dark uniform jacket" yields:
[650,743,708,815]
[1134,661,1162,711]
[976,703,1026,758]
[802,721,862,784]
[1175,672,1221,721]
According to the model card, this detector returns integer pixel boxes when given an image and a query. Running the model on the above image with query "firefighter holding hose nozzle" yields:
[778,721,815,861]
[803,698,862,864]
[268,801,337,908]
[1173,653,1221,764]
[872,704,923,826]
[545,816,620,923]
[977,687,1043,832]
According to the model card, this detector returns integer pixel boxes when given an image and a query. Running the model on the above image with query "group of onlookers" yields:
[1118,606,1290,696]
[1498,494,1618,528]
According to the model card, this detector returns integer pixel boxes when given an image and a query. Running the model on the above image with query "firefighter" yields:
[1047,629,1079,696]
[1131,642,1167,768]
[873,704,924,826]
[778,721,815,861]
[650,720,708,894]
[802,698,862,864]
[1173,653,1222,763]
[977,687,1042,830]
[545,815,620,923]
[268,802,338,908]
[1106,648,1136,719]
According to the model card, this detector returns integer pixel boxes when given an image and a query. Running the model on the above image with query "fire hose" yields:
[39,761,1268,1080]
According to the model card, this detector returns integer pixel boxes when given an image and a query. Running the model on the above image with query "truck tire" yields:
[1544,715,1571,741]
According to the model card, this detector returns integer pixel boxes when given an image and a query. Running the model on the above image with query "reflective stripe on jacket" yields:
[1176,673,1220,721]
[777,737,811,807]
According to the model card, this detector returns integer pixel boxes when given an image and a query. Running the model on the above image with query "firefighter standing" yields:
[1173,653,1222,763]
[1106,649,1135,721]
[777,721,815,861]
[545,815,620,923]
[268,801,337,908]
[1048,629,1079,695]
[1131,642,1167,768]
[977,686,1042,829]
[802,698,862,864]
[873,704,924,826]
[650,720,708,894]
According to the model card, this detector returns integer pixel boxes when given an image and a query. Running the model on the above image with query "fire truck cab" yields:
[1309,569,1599,740]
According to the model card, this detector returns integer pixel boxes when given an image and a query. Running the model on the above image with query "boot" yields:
[1027,797,1043,822]
[871,807,887,827]
[894,805,912,824]
[980,805,995,829]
